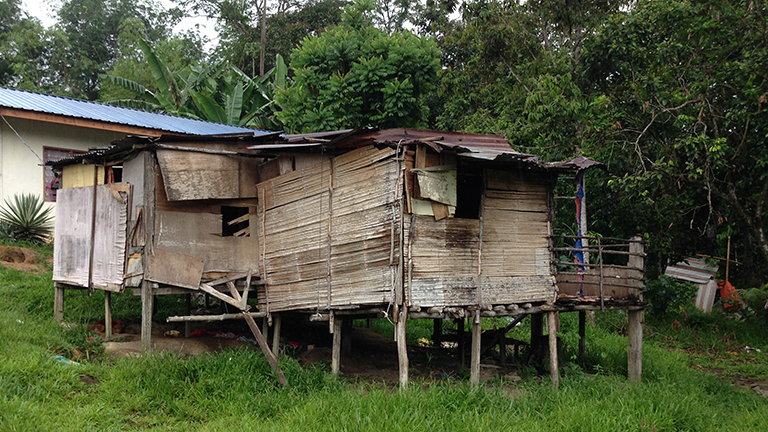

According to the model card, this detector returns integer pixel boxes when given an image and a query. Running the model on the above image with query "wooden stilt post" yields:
[184,293,191,338]
[628,310,644,381]
[272,314,281,355]
[342,318,353,356]
[104,291,112,339]
[457,318,466,367]
[331,315,342,375]
[499,330,507,364]
[433,319,443,347]
[262,316,269,345]
[54,283,65,322]
[529,313,543,360]
[242,312,288,387]
[397,307,409,389]
[547,311,560,389]
[141,280,153,352]
[470,310,481,387]
[578,310,586,365]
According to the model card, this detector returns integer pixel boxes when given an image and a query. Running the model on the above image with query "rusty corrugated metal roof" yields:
[0,86,271,136]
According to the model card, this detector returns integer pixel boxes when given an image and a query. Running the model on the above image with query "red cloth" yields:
[717,281,741,311]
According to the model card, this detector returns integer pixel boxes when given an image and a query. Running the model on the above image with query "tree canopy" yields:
[275,1,440,132]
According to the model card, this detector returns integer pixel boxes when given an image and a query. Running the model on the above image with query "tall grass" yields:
[1,244,767,431]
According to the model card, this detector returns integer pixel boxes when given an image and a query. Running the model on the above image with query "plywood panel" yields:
[146,248,204,289]
[155,210,259,272]
[53,184,129,291]
[156,149,260,201]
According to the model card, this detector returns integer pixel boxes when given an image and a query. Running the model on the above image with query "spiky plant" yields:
[0,193,54,244]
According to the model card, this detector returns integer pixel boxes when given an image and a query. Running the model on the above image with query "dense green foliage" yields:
[0,194,53,244]
[275,2,440,132]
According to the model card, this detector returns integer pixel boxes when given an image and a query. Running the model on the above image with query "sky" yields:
[21,0,220,49]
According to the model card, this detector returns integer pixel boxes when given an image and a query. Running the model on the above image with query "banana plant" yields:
[102,40,287,130]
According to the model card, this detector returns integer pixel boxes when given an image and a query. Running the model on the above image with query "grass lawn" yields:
[1,242,767,431]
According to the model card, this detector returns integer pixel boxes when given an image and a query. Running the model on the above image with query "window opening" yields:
[222,206,250,237]
[43,147,87,202]
[454,163,483,219]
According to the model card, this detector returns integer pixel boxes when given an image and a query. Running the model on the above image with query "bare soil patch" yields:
[0,245,46,273]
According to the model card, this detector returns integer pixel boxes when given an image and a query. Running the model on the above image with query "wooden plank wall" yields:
[408,168,555,307]
[154,169,259,273]
[257,146,400,312]
[53,184,129,291]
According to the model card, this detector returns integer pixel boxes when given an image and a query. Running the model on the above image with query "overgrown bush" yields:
[0,193,53,244]
[645,275,698,318]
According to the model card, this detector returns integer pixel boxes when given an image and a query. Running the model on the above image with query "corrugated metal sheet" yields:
[665,257,719,312]
[0,86,270,136]
[665,258,718,284]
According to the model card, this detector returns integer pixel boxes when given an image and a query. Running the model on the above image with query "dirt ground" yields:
[99,320,520,384]
[0,245,48,273]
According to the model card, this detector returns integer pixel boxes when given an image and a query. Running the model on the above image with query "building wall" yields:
[0,116,124,209]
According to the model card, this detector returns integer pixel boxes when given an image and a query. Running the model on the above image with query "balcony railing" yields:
[551,235,646,309]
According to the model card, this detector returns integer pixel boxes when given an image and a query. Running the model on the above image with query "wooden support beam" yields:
[628,310,644,381]
[167,311,266,322]
[104,291,112,339]
[184,294,191,338]
[242,312,288,387]
[547,311,559,389]
[262,317,269,346]
[331,315,342,375]
[141,279,153,352]
[272,314,281,355]
[397,307,409,390]
[198,282,241,309]
[457,318,466,368]
[529,313,543,360]
[432,319,443,346]
[54,283,65,322]
[342,318,353,356]
[470,311,481,387]
[578,311,586,365]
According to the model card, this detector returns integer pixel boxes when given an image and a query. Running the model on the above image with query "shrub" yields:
[0,193,54,244]
[645,275,698,318]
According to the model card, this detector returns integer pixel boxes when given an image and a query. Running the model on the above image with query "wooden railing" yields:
[551,235,645,308]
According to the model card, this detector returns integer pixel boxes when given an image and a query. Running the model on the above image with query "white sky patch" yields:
[21,0,219,50]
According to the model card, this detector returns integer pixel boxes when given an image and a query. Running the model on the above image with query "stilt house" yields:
[50,128,646,386]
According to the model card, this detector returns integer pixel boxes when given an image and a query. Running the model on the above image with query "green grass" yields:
[1,243,767,430]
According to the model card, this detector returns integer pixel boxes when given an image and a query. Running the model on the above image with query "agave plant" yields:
[0,193,54,244]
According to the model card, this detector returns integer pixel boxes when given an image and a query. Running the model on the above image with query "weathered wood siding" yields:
[256,146,400,312]
[154,170,259,273]
[53,184,129,291]
[408,169,555,307]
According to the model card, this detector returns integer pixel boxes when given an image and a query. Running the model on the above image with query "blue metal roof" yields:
[0,86,271,136]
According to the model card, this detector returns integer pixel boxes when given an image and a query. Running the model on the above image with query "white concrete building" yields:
[0,87,263,208]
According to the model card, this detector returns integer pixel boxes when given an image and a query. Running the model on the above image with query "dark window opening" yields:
[454,164,484,219]
[222,206,250,237]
